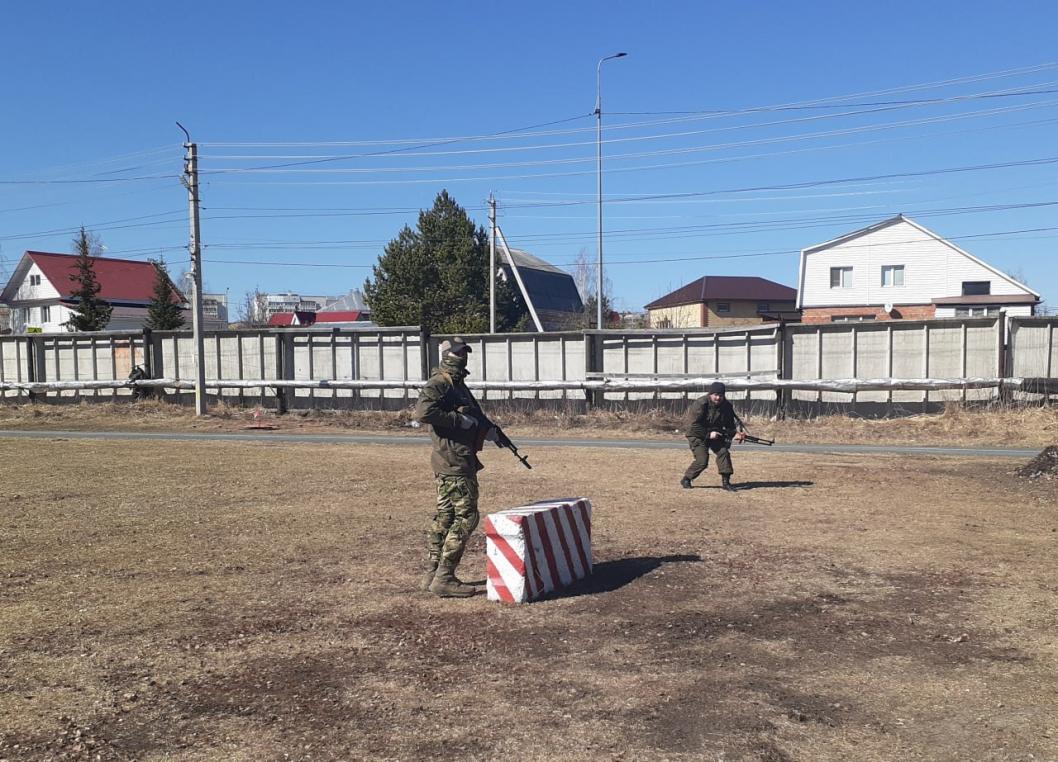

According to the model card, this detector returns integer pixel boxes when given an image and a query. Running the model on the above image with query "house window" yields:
[41,306,51,323]
[831,314,872,323]
[716,303,731,314]
[830,267,852,288]
[756,303,770,314]
[881,265,905,287]
[29,274,41,286]
[962,281,991,296]
[955,307,999,317]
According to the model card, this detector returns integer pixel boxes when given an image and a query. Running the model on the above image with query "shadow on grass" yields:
[546,554,702,599]
[733,480,814,491]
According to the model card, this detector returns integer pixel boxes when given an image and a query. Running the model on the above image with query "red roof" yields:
[27,251,185,304]
[645,276,797,310]
[313,311,362,323]
[268,312,297,326]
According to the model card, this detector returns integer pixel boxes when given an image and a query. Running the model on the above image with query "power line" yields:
[199,224,1058,270]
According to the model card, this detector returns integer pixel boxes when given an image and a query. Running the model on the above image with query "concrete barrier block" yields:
[484,498,592,603]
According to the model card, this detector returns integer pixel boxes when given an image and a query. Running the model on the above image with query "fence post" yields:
[28,335,47,403]
[274,331,293,413]
[419,329,431,381]
[584,331,600,408]
[997,315,1012,404]
[775,322,787,420]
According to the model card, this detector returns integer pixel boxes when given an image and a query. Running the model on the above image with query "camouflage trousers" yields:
[427,475,480,567]
[684,436,733,480]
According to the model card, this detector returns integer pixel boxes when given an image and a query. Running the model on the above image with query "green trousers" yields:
[683,436,733,480]
[427,475,480,566]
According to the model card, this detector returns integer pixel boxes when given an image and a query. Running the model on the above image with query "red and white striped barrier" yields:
[484,498,593,603]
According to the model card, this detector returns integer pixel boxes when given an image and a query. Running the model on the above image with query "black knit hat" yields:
[708,381,726,395]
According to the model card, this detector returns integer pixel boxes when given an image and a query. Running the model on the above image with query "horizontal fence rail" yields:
[1,376,1048,394]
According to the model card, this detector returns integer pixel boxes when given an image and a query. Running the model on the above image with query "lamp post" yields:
[595,51,627,330]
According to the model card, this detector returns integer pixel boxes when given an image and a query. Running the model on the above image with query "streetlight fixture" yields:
[595,51,627,330]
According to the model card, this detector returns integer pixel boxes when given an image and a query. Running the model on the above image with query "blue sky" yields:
[3,1,1057,314]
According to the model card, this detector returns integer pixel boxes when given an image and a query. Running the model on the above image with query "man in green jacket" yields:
[681,381,745,492]
[414,337,498,598]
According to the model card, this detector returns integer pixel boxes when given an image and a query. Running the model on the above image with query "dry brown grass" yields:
[1,398,1056,448]
[1,436,1056,760]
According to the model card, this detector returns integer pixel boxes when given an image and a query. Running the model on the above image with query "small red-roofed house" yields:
[0,251,187,333]
[267,310,368,328]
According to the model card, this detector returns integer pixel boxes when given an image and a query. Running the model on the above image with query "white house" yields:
[0,250,187,333]
[796,215,1040,323]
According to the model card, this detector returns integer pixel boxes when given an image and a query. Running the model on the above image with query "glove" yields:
[455,413,476,430]
[484,426,499,443]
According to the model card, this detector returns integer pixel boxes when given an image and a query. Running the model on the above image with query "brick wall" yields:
[801,305,937,324]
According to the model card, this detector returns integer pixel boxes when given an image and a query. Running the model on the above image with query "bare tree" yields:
[237,287,269,327]
[567,248,616,328]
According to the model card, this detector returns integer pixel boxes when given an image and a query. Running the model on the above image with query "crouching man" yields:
[413,337,498,598]
[681,381,745,492]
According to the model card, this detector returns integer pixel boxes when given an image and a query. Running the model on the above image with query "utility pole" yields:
[178,122,208,416]
[489,194,497,334]
[595,52,627,331]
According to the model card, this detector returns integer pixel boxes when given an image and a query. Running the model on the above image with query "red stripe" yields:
[486,558,516,602]
[533,511,562,593]
[484,516,526,576]
[563,504,591,577]
[551,508,578,584]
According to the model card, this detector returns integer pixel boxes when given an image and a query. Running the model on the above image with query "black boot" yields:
[721,474,736,492]
[680,477,692,489]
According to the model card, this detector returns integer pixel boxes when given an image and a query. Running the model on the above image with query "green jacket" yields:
[414,367,484,477]
[685,396,738,442]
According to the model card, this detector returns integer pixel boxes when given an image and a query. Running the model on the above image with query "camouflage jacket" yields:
[685,396,738,442]
[414,368,484,477]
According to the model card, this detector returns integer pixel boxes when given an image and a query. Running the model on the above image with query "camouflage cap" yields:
[440,337,472,356]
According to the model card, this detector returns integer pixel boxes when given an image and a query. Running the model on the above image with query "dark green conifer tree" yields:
[145,257,186,330]
[66,227,113,332]
[364,190,526,333]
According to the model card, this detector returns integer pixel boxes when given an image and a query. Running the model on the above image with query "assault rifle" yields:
[733,412,775,446]
[461,406,533,469]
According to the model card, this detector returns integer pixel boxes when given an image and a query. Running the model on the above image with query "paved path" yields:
[0,429,1038,459]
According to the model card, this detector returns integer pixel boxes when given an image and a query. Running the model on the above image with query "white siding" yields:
[800,219,1035,308]
[11,263,62,301]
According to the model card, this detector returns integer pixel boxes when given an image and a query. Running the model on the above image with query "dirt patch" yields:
[1,438,1057,760]
[1017,445,1058,480]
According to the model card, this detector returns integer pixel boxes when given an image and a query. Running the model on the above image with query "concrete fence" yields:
[2,316,1056,411]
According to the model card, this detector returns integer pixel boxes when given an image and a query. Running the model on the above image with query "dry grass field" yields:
[1,399,1056,448]
[1,433,1057,761]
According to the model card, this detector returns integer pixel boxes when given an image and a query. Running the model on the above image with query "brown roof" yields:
[932,294,1039,305]
[645,276,797,310]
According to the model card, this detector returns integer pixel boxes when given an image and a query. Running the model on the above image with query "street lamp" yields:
[595,51,627,330]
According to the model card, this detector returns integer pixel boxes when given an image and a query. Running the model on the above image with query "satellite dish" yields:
[884,302,894,314]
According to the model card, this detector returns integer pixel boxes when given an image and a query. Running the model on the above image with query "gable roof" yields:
[499,248,584,314]
[4,251,186,305]
[645,276,797,310]
[797,215,1040,307]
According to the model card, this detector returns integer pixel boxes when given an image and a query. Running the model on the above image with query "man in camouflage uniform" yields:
[681,381,745,492]
[414,337,498,598]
